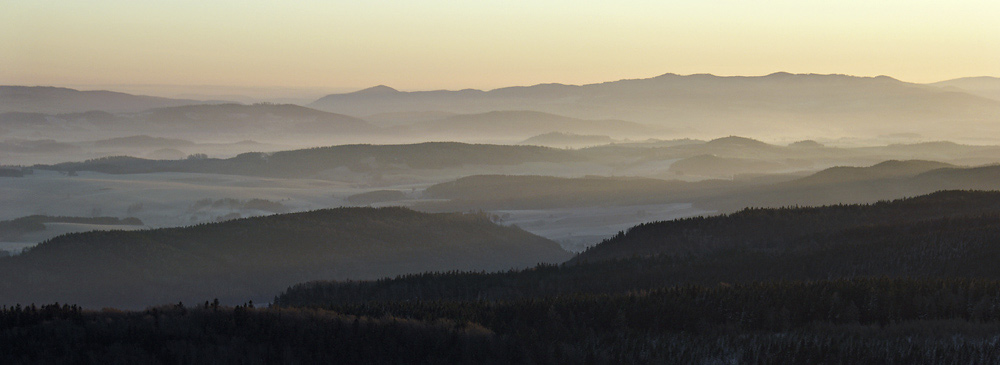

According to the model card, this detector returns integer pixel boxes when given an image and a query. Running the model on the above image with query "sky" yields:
[3,0,999,97]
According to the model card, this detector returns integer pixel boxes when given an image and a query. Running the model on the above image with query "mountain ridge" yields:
[307,72,1000,139]
[0,86,225,114]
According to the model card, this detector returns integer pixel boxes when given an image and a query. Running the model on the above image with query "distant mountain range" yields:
[0,207,570,309]
[0,103,379,146]
[5,73,1000,142]
[930,76,1000,101]
[0,86,222,114]
[308,73,1000,139]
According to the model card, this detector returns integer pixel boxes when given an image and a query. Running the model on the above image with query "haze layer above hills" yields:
[5,72,1000,148]
[0,86,220,114]
[309,73,1000,141]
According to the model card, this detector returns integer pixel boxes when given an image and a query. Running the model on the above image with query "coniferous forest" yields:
[6,191,1000,363]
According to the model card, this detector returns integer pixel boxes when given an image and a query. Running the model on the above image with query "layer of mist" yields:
[4,71,1000,311]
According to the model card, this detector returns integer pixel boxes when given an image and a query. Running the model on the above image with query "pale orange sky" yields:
[3,1,998,96]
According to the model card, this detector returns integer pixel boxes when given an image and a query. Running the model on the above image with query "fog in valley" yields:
[4,74,1000,259]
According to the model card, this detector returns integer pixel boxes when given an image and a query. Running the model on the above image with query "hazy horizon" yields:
[9,3,1000,360]
[4,1,1000,94]
[7,71,997,103]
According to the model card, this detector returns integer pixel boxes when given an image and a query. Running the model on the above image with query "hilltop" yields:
[0,207,569,308]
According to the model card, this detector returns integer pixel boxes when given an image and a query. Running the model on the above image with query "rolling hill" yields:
[38,142,582,178]
[0,207,570,309]
[416,159,1000,213]
[694,160,998,211]
[278,191,1000,305]
[575,190,1000,263]
[791,159,955,185]
[263,191,1000,363]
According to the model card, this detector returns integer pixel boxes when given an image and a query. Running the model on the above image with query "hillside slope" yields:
[575,190,1000,263]
[0,207,570,308]
[276,191,1000,306]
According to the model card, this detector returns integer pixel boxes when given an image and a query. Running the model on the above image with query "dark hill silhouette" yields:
[0,86,217,114]
[575,190,1000,263]
[0,207,569,309]
[264,191,1000,364]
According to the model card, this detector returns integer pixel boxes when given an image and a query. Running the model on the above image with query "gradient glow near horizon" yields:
[3,0,998,93]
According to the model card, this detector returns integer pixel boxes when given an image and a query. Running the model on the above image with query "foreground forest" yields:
[6,279,1000,363]
[6,191,1000,362]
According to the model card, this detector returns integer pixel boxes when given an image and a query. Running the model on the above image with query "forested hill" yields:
[0,207,569,309]
[38,142,580,177]
[0,215,143,241]
[276,190,1000,306]
[272,191,1000,363]
[575,190,1000,263]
